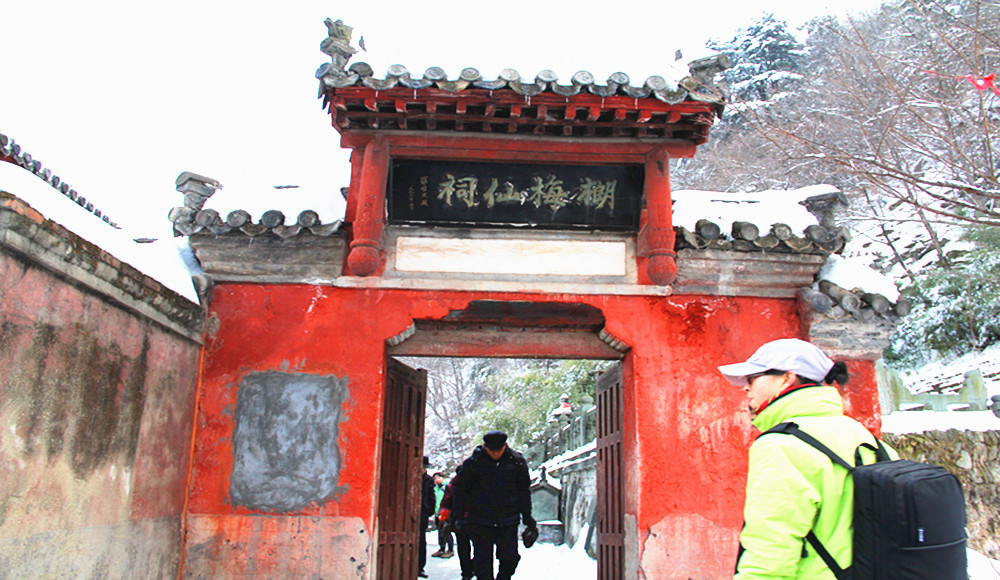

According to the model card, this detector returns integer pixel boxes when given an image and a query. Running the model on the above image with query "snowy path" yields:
[421,528,1000,579]
[423,529,596,580]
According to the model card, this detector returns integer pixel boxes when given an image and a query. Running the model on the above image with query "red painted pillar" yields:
[344,148,365,224]
[644,145,678,285]
[347,135,389,276]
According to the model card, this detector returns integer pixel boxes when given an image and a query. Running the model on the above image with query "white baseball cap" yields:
[718,338,835,386]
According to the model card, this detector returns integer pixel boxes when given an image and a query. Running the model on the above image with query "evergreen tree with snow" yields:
[709,13,806,114]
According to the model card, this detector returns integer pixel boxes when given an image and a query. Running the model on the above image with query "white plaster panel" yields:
[394,236,627,276]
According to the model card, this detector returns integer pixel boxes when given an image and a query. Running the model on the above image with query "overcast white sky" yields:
[2,0,884,240]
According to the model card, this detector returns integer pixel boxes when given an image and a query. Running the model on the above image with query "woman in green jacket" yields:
[719,338,895,580]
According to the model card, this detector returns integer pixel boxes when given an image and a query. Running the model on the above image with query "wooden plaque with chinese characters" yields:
[389,160,643,231]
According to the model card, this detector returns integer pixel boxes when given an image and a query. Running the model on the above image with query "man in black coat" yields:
[452,431,536,580]
[418,456,435,579]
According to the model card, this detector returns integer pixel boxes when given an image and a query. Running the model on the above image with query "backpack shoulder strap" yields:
[762,422,855,472]
[761,422,852,580]
[805,531,850,580]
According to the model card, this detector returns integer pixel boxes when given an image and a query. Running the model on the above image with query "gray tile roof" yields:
[316,59,729,106]
[314,19,729,140]
[0,132,118,228]
[169,172,343,238]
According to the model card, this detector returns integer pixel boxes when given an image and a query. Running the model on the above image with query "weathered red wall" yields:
[187,283,884,578]
[0,249,201,576]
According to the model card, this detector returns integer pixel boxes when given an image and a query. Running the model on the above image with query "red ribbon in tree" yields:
[963,73,999,96]
[925,71,1000,96]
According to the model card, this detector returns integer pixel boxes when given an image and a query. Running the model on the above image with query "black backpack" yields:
[764,422,967,580]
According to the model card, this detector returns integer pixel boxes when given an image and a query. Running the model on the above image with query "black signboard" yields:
[388,160,643,231]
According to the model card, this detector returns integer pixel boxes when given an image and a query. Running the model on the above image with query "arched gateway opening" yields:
[377,301,628,579]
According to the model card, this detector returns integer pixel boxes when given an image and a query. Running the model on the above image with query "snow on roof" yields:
[671,185,836,234]
[0,162,199,303]
[819,254,900,302]
[673,185,901,302]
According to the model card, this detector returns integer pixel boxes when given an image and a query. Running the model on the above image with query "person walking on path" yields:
[431,472,455,558]
[418,456,436,579]
[719,338,896,579]
[452,431,536,580]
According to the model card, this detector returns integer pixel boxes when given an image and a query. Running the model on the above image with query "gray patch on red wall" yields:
[230,371,348,512]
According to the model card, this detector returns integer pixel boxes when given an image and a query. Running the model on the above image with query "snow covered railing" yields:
[906,357,1000,396]
[534,441,597,479]
[524,406,596,469]
[878,360,991,412]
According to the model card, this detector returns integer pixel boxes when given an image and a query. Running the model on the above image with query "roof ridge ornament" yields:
[320,19,359,77]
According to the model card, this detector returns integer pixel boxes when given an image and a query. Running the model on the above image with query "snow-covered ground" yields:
[970,551,1000,580]
[882,410,1000,434]
[423,526,596,579]
[423,529,999,579]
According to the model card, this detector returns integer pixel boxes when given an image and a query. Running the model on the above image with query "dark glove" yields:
[521,525,539,548]
[523,515,537,529]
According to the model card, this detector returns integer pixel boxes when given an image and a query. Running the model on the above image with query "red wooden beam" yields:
[387,328,623,359]
[329,87,716,116]
[340,133,698,163]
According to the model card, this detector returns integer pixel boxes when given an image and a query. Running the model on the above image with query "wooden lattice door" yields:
[596,364,624,580]
[376,358,428,580]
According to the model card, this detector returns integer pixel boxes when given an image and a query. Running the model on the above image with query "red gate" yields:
[376,358,428,580]
[597,364,624,580]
